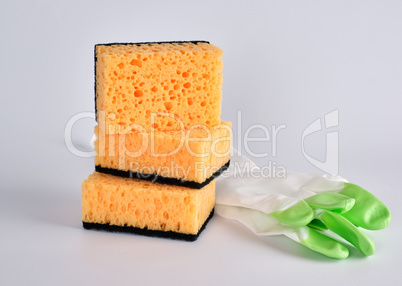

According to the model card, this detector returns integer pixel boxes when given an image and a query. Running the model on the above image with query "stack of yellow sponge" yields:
[82,41,231,241]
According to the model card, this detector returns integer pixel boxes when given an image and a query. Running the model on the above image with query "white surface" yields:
[1,0,401,285]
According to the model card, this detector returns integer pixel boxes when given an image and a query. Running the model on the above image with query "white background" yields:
[1,0,401,285]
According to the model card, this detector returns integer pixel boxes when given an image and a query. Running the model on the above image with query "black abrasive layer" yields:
[94,40,210,120]
[83,208,214,242]
[95,160,230,190]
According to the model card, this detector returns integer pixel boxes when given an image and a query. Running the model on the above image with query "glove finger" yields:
[217,204,348,259]
[308,219,328,231]
[270,201,314,227]
[340,183,391,230]
[321,211,375,256]
[305,192,355,213]
[298,227,349,259]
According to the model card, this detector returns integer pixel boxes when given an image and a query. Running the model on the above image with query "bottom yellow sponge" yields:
[81,172,215,240]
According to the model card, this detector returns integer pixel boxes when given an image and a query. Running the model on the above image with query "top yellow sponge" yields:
[95,41,223,131]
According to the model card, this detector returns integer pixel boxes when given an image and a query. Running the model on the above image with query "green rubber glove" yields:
[215,154,391,259]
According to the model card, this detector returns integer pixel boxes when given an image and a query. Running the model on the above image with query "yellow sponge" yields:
[82,172,215,240]
[94,120,231,188]
[95,41,223,131]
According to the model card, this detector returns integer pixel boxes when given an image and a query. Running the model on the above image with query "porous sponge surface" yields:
[96,42,223,131]
[94,121,232,183]
[82,172,215,235]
